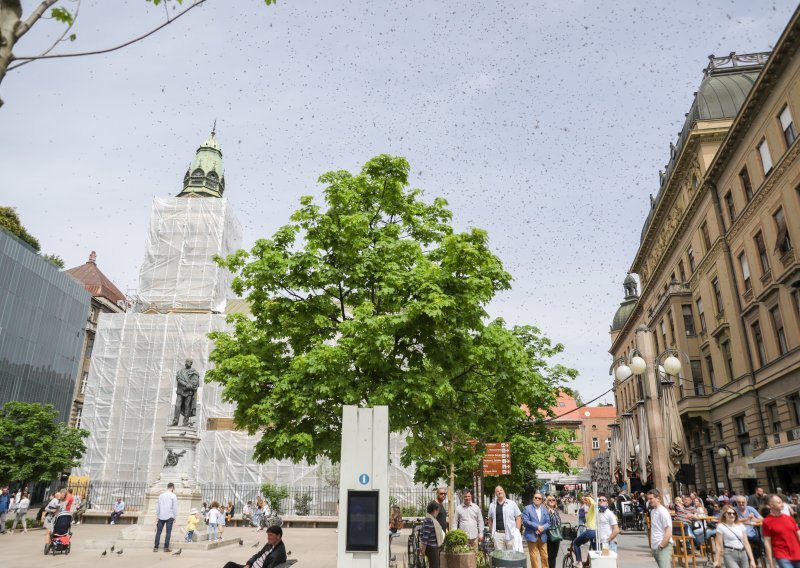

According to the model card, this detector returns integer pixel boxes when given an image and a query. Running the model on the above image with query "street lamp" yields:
[610,327,691,505]
[718,446,732,491]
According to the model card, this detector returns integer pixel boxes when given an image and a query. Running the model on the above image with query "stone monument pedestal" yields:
[108,426,237,550]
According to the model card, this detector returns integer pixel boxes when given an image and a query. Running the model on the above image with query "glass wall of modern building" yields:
[0,228,90,421]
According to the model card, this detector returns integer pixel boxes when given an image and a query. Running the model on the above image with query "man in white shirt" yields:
[488,486,522,551]
[596,495,620,553]
[648,489,673,568]
[154,483,178,553]
[455,489,484,552]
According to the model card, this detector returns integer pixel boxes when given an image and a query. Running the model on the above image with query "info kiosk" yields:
[337,406,390,568]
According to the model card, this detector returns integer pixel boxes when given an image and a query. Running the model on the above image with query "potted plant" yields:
[441,529,476,568]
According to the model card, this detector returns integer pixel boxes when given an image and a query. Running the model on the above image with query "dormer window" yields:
[190,168,205,186]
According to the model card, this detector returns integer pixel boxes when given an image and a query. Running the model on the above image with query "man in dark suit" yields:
[223,525,287,568]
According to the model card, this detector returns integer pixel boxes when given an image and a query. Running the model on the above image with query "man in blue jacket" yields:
[0,486,9,534]
[523,492,551,568]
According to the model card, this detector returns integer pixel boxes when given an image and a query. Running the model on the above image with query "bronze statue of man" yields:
[171,358,200,427]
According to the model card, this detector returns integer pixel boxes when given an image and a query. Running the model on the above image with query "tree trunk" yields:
[0,0,22,106]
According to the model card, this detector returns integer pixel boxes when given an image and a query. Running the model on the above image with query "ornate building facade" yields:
[610,9,800,496]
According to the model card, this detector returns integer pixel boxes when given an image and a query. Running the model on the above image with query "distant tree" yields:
[42,253,64,268]
[0,206,40,251]
[0,0,277,107]
[208,154,578,487]
[0,402,88,485]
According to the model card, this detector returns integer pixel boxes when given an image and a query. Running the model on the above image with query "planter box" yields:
[442,552,477,568]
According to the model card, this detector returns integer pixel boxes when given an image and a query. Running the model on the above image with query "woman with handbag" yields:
[713,505,756,568]
[545,495,563,568]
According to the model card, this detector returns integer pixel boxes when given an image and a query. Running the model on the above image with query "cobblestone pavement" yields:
[0,518,669,568]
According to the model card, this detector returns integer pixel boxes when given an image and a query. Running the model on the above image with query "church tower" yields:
[177,128,226,198]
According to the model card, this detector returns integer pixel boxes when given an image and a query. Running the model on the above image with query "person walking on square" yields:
[10,492,29,533]
[523,491,551,568]
[218,503,227,540]
[0,486,9,534]
[420,501,444,568]
[713,504,756,568]
[545,495,563,568]
[207,501,221,542]
[435,487,448,533]
[455,489,483,552]
[186,508,199,542]
[762,495,800,568]
[488,485,523,552]
[154,482,178,552]
[649,489,673,568]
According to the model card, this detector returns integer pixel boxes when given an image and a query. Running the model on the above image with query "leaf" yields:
[51,7,74,25]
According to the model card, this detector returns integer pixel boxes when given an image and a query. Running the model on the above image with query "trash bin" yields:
[490,550,527,567]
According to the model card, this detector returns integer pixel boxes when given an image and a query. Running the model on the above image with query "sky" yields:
[1,0,797,404]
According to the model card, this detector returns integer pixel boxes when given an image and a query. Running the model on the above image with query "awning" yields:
[748,442,800,468]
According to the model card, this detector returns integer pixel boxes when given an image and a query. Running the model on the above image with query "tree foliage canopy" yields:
[0,206,40,251]
[208,155,578,485]
[0,402,88,485]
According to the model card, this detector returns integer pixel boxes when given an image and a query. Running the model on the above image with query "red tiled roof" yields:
[66,251,126,305]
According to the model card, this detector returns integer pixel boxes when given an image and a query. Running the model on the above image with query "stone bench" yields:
[80,510,140,524]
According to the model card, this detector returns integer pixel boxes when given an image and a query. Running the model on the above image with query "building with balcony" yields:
[610,8,800,497]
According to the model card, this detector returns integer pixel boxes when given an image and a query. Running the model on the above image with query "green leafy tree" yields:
[0,206,40,251]
[0,402,88,485]
[260,483,288,515]
[42,253,64,268]
[208,154,577,486]
[0,0,277,107]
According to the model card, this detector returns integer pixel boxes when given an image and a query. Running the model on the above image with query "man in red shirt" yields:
[763,494,800,568]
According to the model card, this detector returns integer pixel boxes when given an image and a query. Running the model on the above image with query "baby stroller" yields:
[45,511,72,555]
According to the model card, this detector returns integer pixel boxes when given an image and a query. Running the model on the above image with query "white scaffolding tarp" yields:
[138,197,242,313]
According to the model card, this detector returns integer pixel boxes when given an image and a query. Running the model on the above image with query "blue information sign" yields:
[358,473,370,485]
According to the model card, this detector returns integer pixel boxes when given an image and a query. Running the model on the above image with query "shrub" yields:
[443,529,471,553]
[295,492,312,516]
[260,483,289,515]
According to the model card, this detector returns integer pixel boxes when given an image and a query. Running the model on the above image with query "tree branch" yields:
[9,0,206,71]
[32,0,80,62]
[15,0,57,41]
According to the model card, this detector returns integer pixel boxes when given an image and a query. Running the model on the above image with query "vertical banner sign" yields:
[482,442,511,476]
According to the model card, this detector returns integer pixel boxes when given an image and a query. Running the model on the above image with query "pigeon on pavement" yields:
[252,541,259,548]
[116,549,123,555]
[110,545,115,552]
[101,550,107,557]
[238,538,243,546]
[172,548,182,555]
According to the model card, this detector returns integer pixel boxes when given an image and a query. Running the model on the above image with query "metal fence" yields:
[64,480,149,511]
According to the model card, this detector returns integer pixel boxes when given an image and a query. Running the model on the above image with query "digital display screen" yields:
[346,490,379,552]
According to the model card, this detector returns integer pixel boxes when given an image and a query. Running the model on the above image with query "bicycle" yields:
[561,523,593,568]
[406,519,426,568]
[477,526,495,568]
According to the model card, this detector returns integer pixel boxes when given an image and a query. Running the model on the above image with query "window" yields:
[85,334,95,358]
[682,304,696,336]
[724,191,737,224]
[721,340,733,381]
[696,298,706,331]
[667,310,675,342]
[752,320,766,366]
[74,407,82,429]
[716,422,724,441]
[790,394,800,426]
[569,431,578,442]
[779,105,797,147]
[605,438,612,450]
[80,372,89,394]
[770,305,788,355]
[767,403,781,433]
[701,221,712,252]
[690,360,705,396]
[678,260,686,283]
[735,414,751,457]
[738,252,752,292]
[712,278,723,315]
[773,207,792,254]
[591,437,600,450]
[688,247,696,273]
[755,231,770,274]
[660,320,667,349]
[740,166,754,201]
[705,354,716,389]
[758,139,773,174]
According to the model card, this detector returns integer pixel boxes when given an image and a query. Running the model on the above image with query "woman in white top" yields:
[714,505,756,568]
[11,492,30,533]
